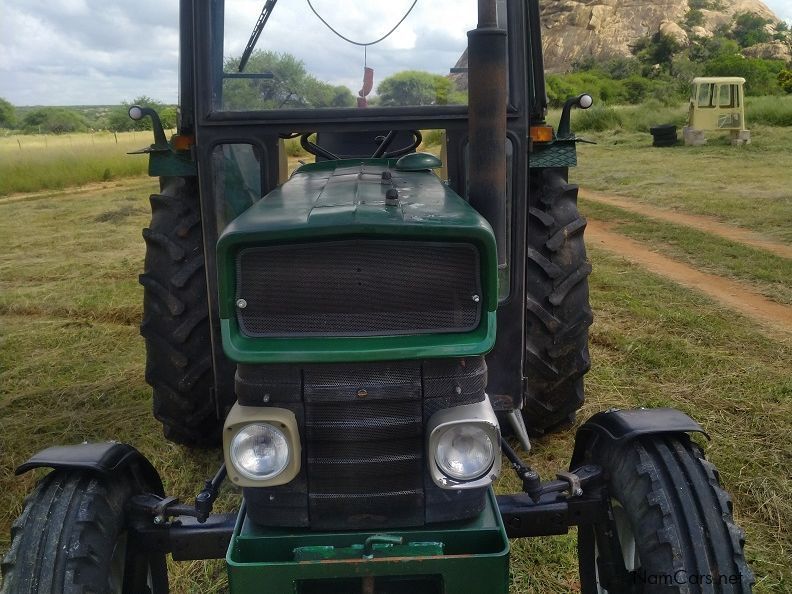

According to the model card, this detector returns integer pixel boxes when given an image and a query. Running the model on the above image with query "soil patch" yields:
[586,219,792,335]
[581,189,792,260]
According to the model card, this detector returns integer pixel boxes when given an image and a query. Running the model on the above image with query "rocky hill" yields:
[541,0,783,71]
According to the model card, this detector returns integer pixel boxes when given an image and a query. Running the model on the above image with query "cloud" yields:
[0,0,180,105]
[0,0,479,106]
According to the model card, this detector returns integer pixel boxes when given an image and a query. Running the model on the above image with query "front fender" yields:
[16,442,164,495]
[571,408,708,469]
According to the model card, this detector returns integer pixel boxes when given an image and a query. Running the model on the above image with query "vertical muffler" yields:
[467,0,508,275]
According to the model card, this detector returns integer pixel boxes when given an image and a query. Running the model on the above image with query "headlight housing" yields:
[223,404,301,487]
[427,397,501,489]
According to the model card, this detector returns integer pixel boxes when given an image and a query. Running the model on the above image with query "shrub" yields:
[778,70,792,94]
[22,108,88,134]
[704,55,785,95]
[573,105,624,132]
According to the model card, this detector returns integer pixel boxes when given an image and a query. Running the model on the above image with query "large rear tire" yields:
[140,176,225,447]
[578,434,754,593]
[522,167,592,435]
[1,471,165,593]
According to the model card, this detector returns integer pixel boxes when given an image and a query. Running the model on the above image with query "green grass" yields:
[0,179,789,592]
[570,125,792,242]
[581,200,792,305]
[0,131,151,195]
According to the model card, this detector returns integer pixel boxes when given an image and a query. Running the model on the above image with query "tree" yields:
[731,12,772,48]
[632,33,683,75]
[704,55,785,95]
[22,108,87,134]
[0,97,15,128]
[107,96,174,132]
[377,70,465,107]
[222,51,354,110]
[689,35,741,63]
[778,70,792,94]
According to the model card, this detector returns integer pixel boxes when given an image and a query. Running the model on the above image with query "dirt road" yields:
[581,189,792,259]
[586,220,792,335]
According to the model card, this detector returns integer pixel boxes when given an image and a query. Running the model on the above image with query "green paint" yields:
[530,139,577,169]
[226,489,510,593]
[394,152,443,171]
[217,159,498,364]
[147,149,197,177]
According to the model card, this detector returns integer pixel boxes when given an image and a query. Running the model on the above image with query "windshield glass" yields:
[216,0,478,111]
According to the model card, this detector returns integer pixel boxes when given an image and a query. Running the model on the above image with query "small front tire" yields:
[1,470,165,594]
[579,434,754,593]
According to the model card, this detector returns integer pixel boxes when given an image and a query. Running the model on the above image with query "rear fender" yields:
[15,442,164,495]
[571,408,708,469]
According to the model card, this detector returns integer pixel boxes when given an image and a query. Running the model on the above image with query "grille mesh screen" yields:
[236,240,481,337]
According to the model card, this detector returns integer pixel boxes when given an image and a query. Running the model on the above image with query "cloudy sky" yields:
[0,0,790,107]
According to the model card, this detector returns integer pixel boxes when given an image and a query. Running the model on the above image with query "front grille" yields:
[304,362,424,529]
[235,240,481,337]
[239,357,489,530]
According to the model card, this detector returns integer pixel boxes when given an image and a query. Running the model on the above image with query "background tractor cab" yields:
[684,76,751,146]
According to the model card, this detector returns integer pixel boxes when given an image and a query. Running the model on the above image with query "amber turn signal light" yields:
[529,125,554,144]
[171,134,195,152]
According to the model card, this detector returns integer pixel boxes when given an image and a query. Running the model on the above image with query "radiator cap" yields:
[394,152,443,172]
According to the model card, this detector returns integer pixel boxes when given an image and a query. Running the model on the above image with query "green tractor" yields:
[2,1,753,592]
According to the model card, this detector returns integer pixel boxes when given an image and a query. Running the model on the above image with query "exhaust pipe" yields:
[467,0,508,275]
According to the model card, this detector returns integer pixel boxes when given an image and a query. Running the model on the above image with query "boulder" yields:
[541,0,782,72]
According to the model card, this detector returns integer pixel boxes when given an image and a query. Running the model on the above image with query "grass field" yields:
[0,131,155,196]
[1,121,790,591]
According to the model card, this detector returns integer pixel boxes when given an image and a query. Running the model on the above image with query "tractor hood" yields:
[215,158,498,364]
[219,159,492,236]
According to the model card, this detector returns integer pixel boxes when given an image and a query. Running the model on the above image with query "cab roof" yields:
[692,77,746,85]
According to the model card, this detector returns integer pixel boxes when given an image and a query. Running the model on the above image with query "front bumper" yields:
[226,489,510,594]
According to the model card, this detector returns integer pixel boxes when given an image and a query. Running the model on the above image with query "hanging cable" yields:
[306,0,419,47]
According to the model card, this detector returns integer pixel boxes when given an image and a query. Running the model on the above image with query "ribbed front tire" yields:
[522,167,592,435]
[579,434,754,593]
[1,471,163,593]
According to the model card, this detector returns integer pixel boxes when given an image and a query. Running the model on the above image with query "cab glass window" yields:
[697,84,714,108]
[718,84,738,108]
[215,0,484,112]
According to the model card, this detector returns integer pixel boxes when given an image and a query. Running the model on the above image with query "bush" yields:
[704,55,785,95]
[778,70,792,94]
[22,108,88,134]
[573,106,624,132]
[0,97,15,129]
[731,12,772,48]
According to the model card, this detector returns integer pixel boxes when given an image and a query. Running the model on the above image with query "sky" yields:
[0,0,790,107]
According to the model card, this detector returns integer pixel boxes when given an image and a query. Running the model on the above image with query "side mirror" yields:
[128,104,168,148]
[557,93,594,140]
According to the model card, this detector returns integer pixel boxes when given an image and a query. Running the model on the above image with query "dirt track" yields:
[581,189,792,259]
[586,220,792,335]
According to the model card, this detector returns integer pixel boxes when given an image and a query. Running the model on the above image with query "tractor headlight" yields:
[223,404,301,487]
[230,423,290,480]
[427,397,501,489]
[435,425,494,480]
